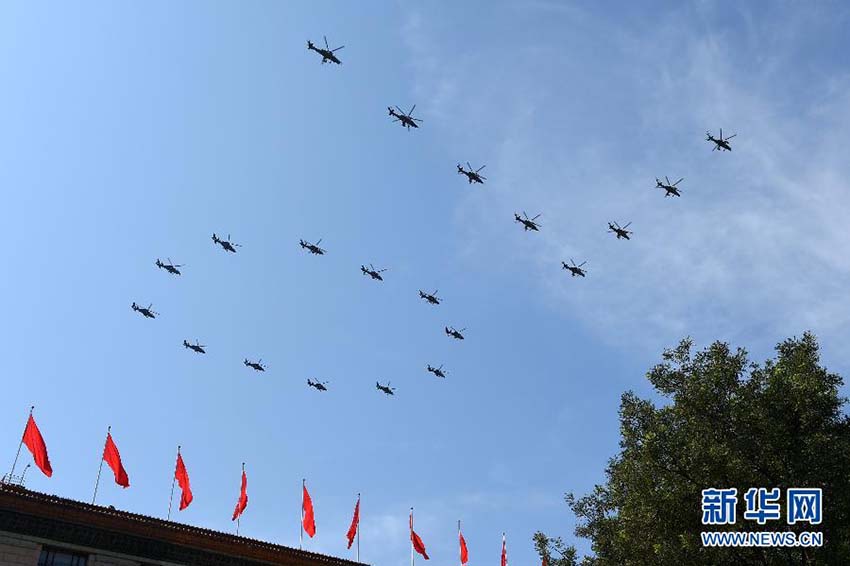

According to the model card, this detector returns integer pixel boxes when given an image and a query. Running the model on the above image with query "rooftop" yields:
[0,484,365,566]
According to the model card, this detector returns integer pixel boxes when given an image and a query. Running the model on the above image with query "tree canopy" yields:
[536,332,850,565]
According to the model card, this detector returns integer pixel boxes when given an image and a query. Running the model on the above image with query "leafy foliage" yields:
[537,333,850,565]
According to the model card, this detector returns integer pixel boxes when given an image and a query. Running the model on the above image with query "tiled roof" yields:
[0,484,366,566]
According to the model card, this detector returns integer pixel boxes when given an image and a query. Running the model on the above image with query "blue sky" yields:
[2,0,850,562]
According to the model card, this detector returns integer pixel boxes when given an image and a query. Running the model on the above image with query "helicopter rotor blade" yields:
[409,104,416,115]
[579,261,587,267]
[726,134,736,140]
[623,222,632,228]
[395,106,404,114]
[332,45,344,52]
[531,214,541,221]
[674,178,684,186]
[324,35,329,49]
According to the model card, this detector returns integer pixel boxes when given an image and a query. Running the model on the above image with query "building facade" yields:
[0,484,364,566]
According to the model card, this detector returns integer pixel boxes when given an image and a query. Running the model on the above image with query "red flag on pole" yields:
[302,482,316,537]
[542,556,547,566]
[103,432,129,488]
[410,510,430,560]
[174,452,193,510]
[346,495,360,548]
[232,466,248,521]
[22,414,52,477]
[501,534,507,566]
[459,525,469,565]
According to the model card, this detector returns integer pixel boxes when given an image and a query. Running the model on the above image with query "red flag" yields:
[103,432,129,488]
[542,556,547,566]
[174,452,193,511]
[22,414,52,477]
[501,534,507,566]
[232,468,248,521]
[302,483,316,537]
[410,510,430,560]
[346,495,360,549]
[459,529,469,565]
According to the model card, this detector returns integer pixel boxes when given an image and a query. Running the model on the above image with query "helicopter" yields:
[388,105,422,130]
[131,302,158,319]
[361,264,387,281]
[307,36,344,65]
[419,290,441,305]
[183,340,206,354]
[155,258,183,275]
[608,221,632,240]
[706,128,736,151]
[307,378,329,391]
[445,326,466,340]
[212,233,241,253]
[244,358,266,372]
[457,162,486,184]
[562,259,587,277]
[655,176,684,197]
[426,364,447,378]
[300,239,326,255]
[376,381,396,396]
[515,211,542,231]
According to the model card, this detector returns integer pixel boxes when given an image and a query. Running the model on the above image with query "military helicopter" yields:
[445,326,466,340]
[419,289,441,305]
[706,128,736,151]
[655,176,684,197]
[514,211,542,231]
[426,364,447,378]
[212,233,240,253]
[183,340,206,354]
[457,162,486,184]
[376,381,396,396]
[155,258,183,275]
[388,105,422,130]
[244,358,266,372]
[607,221,632,240]
[131,302,158,319]
[300,239,326,255]
[361,264,387,281]
[307,378,329,391]
[561,259,587,277]
[307,36,344,65]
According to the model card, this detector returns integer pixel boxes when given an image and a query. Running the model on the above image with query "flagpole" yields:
[8,406,34,480]
[410,507,414,566]
[458,520,461,566]
[92,426,110,505]
[357,493,361,563]
[300,478,305,550]
[167,445,179,521]
[237,462,244,536]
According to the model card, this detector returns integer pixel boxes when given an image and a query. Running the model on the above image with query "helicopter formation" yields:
[130,35,737,399]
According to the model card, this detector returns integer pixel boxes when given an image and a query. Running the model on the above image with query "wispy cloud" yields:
[400,2,850,367]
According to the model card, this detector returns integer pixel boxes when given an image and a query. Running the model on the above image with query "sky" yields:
[2,0,850,563]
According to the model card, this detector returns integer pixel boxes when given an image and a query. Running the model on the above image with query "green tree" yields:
[537,333,850,565]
